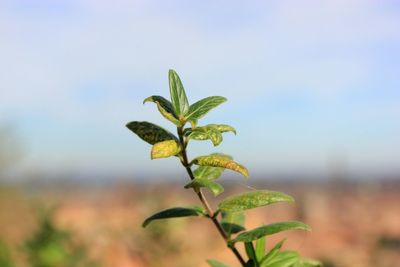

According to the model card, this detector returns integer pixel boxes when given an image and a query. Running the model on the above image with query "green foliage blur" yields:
[24,209,98,267]
[0,208,99,267]
[0,240,15,267]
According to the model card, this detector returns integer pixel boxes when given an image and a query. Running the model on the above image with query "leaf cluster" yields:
[126,70,322,267]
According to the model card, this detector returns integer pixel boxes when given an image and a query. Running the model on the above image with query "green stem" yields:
[177,126,246,266]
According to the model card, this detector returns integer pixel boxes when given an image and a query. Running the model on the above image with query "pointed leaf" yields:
[169,69,189,116]
[193,154,233,180]
[151,140,181,159]
[207,259,230,267]
[143,96,181,125]
[186,96,227,121]
[221,211,245,236]
[266,251,300,267]
[142,206,205,227]
[155,101,182,126]
[260,239,286,266]
[229,221,311,244]
[143,95,176,115]
[255,236,266,262]
[218,191,294,213]
[184,178,224,196]
[192,155,249,177]
[126,121,177,145]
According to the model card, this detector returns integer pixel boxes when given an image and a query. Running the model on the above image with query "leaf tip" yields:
[142,220,149,228]
[241,167,249,178]
[143,96,151,104]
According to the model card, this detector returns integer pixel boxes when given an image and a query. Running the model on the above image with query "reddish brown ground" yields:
[0,180,399,267]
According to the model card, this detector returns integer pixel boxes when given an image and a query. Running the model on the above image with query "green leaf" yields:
[188,126,223,146]
[151,140,181,159]
[213,124,236,134]
[260,239,286,266]
[255,236,266,262]
[218,191,294,213]
[185,96,227,121]
[143,96,181,126]
[184,178,224,196]
[229,221,311,244]
[221,211,246,236]
[193,154,232,180]
[142,206,205,227]
[192,155,249,177]
[207,259,230,267]
[193,165,224,180]
[265,251,300,267]
[126,121,177,145]
[143,95,176,115]
[169,69,189,117]
[187,124,235,146]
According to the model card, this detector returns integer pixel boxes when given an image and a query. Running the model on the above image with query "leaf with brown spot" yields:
[192,155,249,177]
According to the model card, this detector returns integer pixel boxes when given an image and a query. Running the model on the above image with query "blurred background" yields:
[0,0,399,266]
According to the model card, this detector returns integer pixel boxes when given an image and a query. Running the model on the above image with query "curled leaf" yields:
[142,206,205,227]
[155,101,181,126]
[144,95,181,126]
[143,95,175,115]
[151,140,181,159]
[212,124,236,134]
[188,126,223,146]
[192,155,249,177]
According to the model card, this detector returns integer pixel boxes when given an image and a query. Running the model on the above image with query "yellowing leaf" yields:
[212,124,236,134]
[143,95,181,126]
[192,155,249,177]
[155,101,181,126]
[151,140,181,159]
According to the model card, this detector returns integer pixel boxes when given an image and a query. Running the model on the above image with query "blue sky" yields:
[1,0,399,180]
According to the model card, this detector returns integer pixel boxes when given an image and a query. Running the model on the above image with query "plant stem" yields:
[177,127,246,266]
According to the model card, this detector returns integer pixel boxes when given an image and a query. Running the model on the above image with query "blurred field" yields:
[0,180,399,267]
